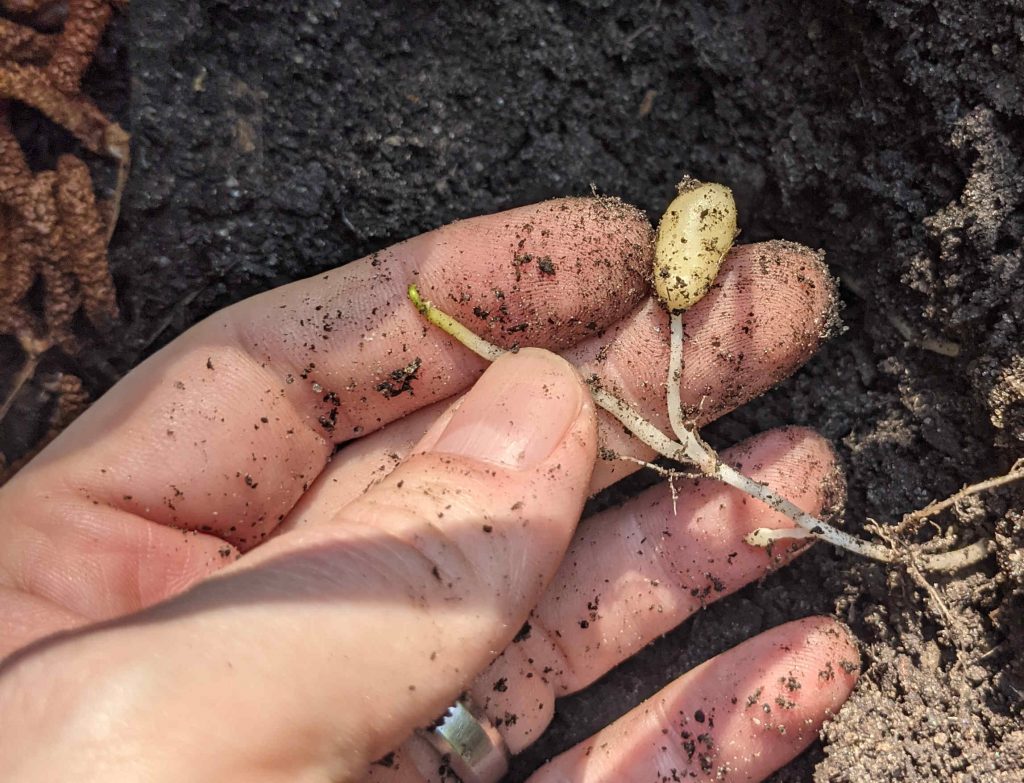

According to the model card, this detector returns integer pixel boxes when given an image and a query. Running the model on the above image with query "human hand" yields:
[0,198,858,781]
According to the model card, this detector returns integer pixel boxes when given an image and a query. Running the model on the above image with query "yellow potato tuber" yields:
[653,179,738,313]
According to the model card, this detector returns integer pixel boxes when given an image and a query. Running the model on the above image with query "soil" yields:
[4,0,1024,780]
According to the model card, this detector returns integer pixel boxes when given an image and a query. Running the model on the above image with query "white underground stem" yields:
[667,312,689,443]
[410,288,993,573]
[590,386,715,472]
[713,462,898,561]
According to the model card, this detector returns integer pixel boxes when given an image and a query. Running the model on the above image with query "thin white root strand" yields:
[615,455,701,515]
[407,284,995,573]
[667,311,689,443]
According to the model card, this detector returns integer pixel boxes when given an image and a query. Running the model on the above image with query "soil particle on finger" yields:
[374,358,422,399]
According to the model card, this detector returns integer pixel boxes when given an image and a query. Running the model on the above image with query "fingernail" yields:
[430,348,583,470]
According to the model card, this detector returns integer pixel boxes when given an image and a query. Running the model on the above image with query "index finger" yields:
[3,198,650,546]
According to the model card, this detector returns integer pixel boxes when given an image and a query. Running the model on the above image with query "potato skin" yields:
[653,181,737,313]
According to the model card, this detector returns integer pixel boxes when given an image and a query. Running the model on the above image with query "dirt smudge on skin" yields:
[375,357,423,399]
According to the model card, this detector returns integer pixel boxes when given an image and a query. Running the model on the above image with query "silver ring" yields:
[417,696,510,783]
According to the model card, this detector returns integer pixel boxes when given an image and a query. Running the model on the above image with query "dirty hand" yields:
[0,198,858,781]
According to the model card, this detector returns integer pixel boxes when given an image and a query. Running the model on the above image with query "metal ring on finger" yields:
[418,695,510,783]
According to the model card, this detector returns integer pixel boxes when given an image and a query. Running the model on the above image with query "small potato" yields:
[653,179,738,312]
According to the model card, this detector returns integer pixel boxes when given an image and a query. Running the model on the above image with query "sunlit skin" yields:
[0,198,857,782]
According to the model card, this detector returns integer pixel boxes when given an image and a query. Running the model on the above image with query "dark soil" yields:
[5,1,1024,780]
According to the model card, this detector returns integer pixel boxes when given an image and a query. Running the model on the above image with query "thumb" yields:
[0,348,597,783]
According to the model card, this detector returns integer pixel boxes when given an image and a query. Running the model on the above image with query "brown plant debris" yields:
[0,0,128,480]
[0,1,128,160]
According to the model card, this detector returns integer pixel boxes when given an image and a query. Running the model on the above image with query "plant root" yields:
[407,284,1004,574]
